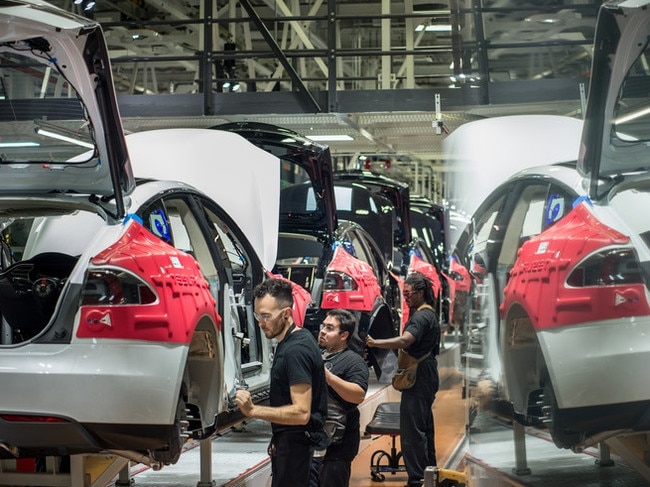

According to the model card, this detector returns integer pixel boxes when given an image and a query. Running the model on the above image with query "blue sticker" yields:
[338,239,357,257]
[545,193,565,226]
[149,209,171,242]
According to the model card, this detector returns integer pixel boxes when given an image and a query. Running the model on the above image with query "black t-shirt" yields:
[324,348,369,461]
[404,306,439,358]
[403,306,440,398]
[270,325,328,440]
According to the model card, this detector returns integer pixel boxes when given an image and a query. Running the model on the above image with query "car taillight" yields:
[323,271,359,291]
[566,248,643,287]
[448,271,465,281]
[81,267,158,305]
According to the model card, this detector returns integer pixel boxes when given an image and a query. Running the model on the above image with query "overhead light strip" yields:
[306,135,354,142]
[415,24,452,32]
[0,142,40,148]
[36,128,94,149]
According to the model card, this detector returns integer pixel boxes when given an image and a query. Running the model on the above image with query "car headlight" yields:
[566,248,643,287]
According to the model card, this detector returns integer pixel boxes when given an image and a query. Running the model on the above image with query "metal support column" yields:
[197,438,216,487]
[596,441,615,467]
[327,0,337,112]
[201,0,214,115]
[512,422,531,476]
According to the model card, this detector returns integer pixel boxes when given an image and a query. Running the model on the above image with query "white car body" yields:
[0,0,279,467]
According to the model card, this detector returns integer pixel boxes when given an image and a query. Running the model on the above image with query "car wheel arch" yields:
[501,302,545,415]
[185,315,225,432]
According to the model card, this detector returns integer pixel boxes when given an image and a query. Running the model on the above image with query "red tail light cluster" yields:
[323,271,359,291]
[567,248,643,287]
[81,267,158,306]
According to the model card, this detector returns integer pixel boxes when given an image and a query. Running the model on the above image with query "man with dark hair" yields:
[235,278,328,487]
[311,308,369,487]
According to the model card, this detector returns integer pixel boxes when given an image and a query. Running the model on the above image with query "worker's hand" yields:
[365,335,376,348]
[234,388,254,417]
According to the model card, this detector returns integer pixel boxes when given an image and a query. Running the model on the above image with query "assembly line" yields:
[3,0,650,486]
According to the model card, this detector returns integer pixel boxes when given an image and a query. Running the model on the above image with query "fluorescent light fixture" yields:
[615,105,650,125]
[415,24,452,32]
[36,128,94,149]
[306,135,353,142]
[0,142,40,148]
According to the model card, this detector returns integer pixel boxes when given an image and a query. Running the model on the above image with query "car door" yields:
[138,191,269,428]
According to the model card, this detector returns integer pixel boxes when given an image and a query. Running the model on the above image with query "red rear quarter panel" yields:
[322,245,381,310]
[502,203,649,330]
[78,221,221,342]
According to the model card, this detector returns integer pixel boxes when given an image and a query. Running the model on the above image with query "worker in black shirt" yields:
[235,278,328,486]
[366,272,440,487]
[310,308,369,487]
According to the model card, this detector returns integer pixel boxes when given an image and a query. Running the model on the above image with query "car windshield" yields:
[613,40,650,146]
[0,45,96,163]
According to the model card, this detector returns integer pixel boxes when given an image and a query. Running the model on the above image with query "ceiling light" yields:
[415,24,452,33]
[615,105,650,125]
[0,142,40,148]
[36,128,94,149]
[306,135,353,142]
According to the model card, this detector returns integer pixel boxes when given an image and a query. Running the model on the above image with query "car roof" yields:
[0,0,134,216]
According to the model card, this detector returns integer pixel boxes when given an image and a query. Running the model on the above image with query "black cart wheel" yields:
[370,471,385,482]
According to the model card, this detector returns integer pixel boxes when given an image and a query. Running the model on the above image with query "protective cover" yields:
[125,128,281,271]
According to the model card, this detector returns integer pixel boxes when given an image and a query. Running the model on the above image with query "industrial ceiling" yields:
[19,0,603,198]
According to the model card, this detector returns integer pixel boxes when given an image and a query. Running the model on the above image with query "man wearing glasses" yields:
[235,278,328,486]
[310,309,369,487]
